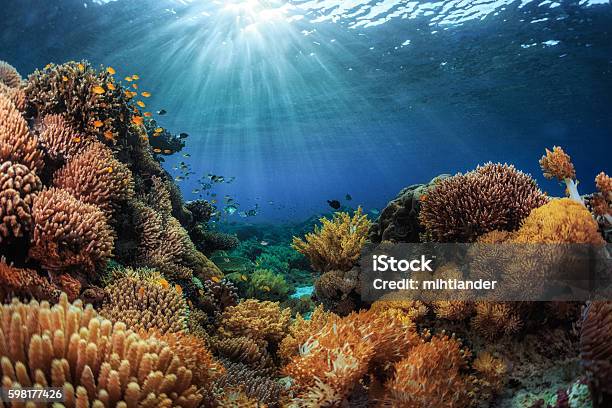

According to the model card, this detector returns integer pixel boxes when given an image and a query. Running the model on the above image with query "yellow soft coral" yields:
[218,299,291,344]
[292,207,371,273]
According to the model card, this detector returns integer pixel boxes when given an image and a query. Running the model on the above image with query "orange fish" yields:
[106,166,113,173]
[157,278,169,289]
[154,127,163,133]
[211,276,221,283]
[44,63,52,70]
[92,86,105,94]
[72,137,81,143]
[131,116,144,126]
[62,76,69,82]
[93,120,103,128]
[107,83,116,90]
[175,284,183,295]
[104,130,114,141]
[153,148,162,153]
[143,112,152,117]
[136,100,145,108]
[140,135,149,141]
[77,63,85,71]
[240,275,248,281]
[163,149,172,154]
[107,67,116,75]
[124,76,133,82]
[141,91,151,98]
[132,74,140,80]
[138,287,145,296]
[132,83,138,89]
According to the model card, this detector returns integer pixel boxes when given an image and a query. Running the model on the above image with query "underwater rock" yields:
[369,174,449,243]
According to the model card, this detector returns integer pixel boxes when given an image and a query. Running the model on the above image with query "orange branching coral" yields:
[292,207,371,273]
[595,172,612,197]
[513,198,604,244]
[0,82,26,111]
[381,334,472,408]
[218,299,291,344]
[540,146,576,181]
[100,275,188,334]
[0,93,44,172]
[0,260,61,302]
[0,293,203,407]
[279,305,337,364]
[370,298,429,323]
[37,114,91,162]
[471,302,523,340]
[580,301,612,398]
[144,330,224,389]
[0,60,22,88]
[53,142,134,215]
[592,172,612,220]
[29,187,114,275]
[419,163,548,242]
[0,161,42,242]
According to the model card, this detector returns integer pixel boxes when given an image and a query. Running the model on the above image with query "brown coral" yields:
[29,187,114,275]
[419,163,548,242]
[213,336,274,370]
[471,302,523,339]
[0,161,42,241]
[381,334,472,408]
[0,82,26,111]
[0,260,61,302]
[0,60,22,88]
[292,207,371,273]
[540,146,576,181]
[314,268,361,316]
[0,93,44,172]
[592,172,612,218]
[100,275,188,334]
[580,301,612,399]
[218,299,291,345]
[215,362,285,407]
[0,293,203,407]
[53,142,134,215]
[37,114,91,162]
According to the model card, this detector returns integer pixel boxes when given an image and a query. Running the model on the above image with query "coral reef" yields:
[37,114,91,163]
[0,294,203,407]
[419,163,548,242]
[0,260,61,302]
[313,268,361,316]
[29,187,114,276]
[217,299,291,345]
[0,160,42,242]
[292,207,371,273]
[0,60,22,88]
[192,227,240,255]
[100,275,188,334]
[369,175,449,243]
[215,361,286,407]
[245,268,295,302]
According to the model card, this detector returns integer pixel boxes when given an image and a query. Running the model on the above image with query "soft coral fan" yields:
[540,146,581,203]
[292,207,371,273]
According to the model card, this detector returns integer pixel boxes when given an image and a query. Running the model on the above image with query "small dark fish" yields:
[179,133,189,139]
[327,200,341,210]
[345,194,352,201]
[157,109,167,115]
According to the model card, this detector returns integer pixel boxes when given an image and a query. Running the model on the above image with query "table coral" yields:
[53,142,135,215]
[0,293,203,407]
[0,161,42,242]
[292,207,371,273]
[100,275,188,334]
[0,93,44,172]
[419,163,548,242]
[29,187,114,275]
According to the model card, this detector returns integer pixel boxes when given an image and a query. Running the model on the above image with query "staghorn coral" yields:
[37,114,91,163]
[0,260,61,302]
[53,142,135,215]
[25,60,132,144]
[0,93,44,172]
[580,301,612,403]
[29,187,114,276]
[380,334,472,408]
[0,293,203,407]
[100,275,188,334]
[218,300,291,345]
[293,207,370,273]
[0,161,42,242]
[0,60,22,88]
[513,198,604,244]
[419,163,547,242]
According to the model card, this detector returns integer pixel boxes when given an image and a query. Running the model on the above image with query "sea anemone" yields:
[0,161,42,242]
[0,293,203,407]
[292,207,371,273]
[53,142,134,215]
[419,163,548,242]
[29,187,114,275]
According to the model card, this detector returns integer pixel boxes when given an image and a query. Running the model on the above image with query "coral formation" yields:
[292,207,371,273]
[0,294,203,407]
[218,299,291,345]
[100,275,188,334]
[37,114,91,163]
[0,260,61,302]
[313,268,361,316]
[580,302,612,404]
[245,268,294,302]
[0,161,42,242]
[29,187,114,275]
[53,142,135,215]
[419,163,548,242]
[0,60,22,88]
[540,146,581,202]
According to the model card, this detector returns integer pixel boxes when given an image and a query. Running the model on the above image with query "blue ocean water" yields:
[2,0,611,222]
